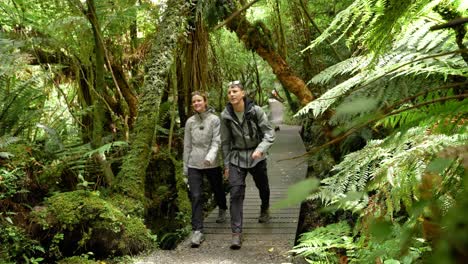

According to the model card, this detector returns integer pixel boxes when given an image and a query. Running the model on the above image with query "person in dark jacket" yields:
[220,81,276,249]
[183,91,228,248]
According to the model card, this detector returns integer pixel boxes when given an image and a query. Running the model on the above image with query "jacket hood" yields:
[225,97,255,120]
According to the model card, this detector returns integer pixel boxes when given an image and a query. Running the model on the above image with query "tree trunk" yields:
[85,0,114,185]
[224,5,314,105]
[176,54,188,126]
[184,8,209,96]
[111,64,138,129]
[77,66,93,143]
[273,0,287,59]
[115,0,188,205]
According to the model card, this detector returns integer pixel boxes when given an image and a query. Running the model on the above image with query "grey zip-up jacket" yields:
[183,108,221,175]
[220,98,275,169]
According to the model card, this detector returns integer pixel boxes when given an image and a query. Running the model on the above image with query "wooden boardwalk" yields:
[135,124,307,264]
[204,125,306,240]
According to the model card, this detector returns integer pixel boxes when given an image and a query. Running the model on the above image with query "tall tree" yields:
[114,0,188,205]
[220,0,314,105]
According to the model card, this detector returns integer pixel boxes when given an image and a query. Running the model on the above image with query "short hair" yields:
[191,91,207,101]
[228,80,243,90]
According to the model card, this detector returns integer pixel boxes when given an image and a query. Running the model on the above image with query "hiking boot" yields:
[230,233,242,250]
[190,230,204,248]
[258,209,270,223]
[216,208,227,223]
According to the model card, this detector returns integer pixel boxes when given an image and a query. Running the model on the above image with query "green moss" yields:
[119,217,157,252]
[171,157,191,216]
[31,190,155,258]
[106,194,144,217]
[57,256,98,264]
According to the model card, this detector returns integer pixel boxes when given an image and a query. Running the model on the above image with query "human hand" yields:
[251,150,263,160]
[203,160,211,167]
[183,177,190,191]
[223,167,229,180]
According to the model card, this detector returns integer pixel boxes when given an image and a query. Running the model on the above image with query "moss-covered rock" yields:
[30,190,156,260]
[106,193,144,217]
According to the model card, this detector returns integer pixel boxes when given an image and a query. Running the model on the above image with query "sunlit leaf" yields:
[272,178,319,209]
[426,157,453,174]
[335,98,379,116]
[370,220,393,241]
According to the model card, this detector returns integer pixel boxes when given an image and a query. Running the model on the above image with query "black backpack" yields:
[227,108,264,144]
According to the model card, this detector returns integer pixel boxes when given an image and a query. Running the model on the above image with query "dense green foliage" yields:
[292,0,467,263]
[0,0,466,263]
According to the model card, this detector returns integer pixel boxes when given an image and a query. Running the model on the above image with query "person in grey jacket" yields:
[183,91,227,248]
[220,81,276,249]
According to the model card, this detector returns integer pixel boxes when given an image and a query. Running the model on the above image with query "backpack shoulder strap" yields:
[250,107,263,141]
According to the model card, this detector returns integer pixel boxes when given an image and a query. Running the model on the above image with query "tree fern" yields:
[372,130,466,216]
[0,74,47,137]
[376,92,468,132]
[313,125,467,215]
[306,56,371,86]
[305,0,443,56]
[297,14,465,119]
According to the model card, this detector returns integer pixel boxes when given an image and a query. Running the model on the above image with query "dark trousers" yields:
[228,160,270,234]
[188,167,227,231]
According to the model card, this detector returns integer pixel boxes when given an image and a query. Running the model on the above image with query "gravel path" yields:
[134,234,298,264]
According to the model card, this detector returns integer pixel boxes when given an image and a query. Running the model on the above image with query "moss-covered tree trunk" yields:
[85,0,115,185]
[224,3,314,106]
[114,0,188,206]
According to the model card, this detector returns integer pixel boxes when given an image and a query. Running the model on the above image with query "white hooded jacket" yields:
[183,108,221,175]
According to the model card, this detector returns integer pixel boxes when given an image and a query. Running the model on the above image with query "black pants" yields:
[188,167,227,231]
[228,160,270,233]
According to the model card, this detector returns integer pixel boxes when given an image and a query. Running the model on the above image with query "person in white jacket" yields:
[183,91,227,248]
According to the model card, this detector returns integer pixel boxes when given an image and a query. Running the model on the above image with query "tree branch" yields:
[213,0,260,31]
[430,17,468,31]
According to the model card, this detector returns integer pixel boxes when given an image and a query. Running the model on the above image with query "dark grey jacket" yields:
[220,98,275,169]
[183,108,221,175]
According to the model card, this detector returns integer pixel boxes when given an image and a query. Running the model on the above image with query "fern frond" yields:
[372,130,466,215]
[291,221,355,263]
[297,16,464,118]
[304,0,372,51]
[0,74,46,137]
[84,141,129,158]
[305,0,443,56]
[310,138,386,207]
[376,94,468,131]
[307,56,371,86]
[313,124,467,216]
[0,136,21,149]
